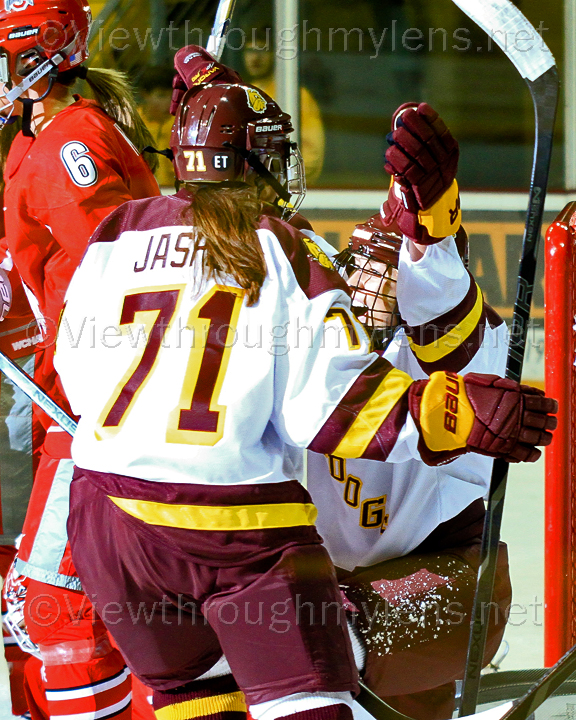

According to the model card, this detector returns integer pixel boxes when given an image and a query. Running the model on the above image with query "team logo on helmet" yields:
[302,237,334,270]
[245,87,267,114]
[4,0,34,12]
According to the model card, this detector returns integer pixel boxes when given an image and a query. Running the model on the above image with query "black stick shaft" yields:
[356,682,414,720]
[459,66,559,717]
[502,641,576,720]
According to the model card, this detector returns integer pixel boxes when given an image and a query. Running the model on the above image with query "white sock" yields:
[347,618,366,673]
[195,655,233,681]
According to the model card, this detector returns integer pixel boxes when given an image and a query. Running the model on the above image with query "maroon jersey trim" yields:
[259,215,350,300]
[308,356,410,458]
[88,194,190,248]
[404,277,504,375]
[405,272,477,345]
[360,393,411,460]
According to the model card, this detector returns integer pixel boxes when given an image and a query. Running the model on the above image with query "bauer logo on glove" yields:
[409,371,558,466]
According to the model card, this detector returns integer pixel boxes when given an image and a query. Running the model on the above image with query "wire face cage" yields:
[335,230,402,350]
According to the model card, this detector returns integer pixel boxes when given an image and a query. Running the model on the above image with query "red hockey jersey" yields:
[6,97,160,586]
[4,96,160,414]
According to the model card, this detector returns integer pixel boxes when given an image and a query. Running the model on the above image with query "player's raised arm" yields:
[382,101,461,249]
[347,102,507,381]
[263,221,556,468]
[299,101,557,467]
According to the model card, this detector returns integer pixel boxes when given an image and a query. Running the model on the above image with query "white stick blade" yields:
[452,0,555,81]
[206,0,236,59]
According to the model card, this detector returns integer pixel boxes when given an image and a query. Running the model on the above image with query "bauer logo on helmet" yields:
[4,0,34,12]
[8,26,39,39]
[245,87,267,114]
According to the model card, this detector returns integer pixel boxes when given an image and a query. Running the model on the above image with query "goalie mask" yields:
[335,215,402,350]
[0,0,91,124]
[171,82,306,219]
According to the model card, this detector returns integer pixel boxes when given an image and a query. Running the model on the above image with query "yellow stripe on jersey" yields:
[108,497,318,530]
[155,691,246,720]
[407,283,483,363]
[333,368,413,459]
[420,371,475,452]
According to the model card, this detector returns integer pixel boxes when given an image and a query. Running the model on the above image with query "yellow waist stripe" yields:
[333,367,414,459]
[155,691,246,720]
[407,283,483,364]
[108,496,318,531]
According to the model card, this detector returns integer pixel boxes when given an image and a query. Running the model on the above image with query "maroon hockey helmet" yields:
[170,82,306,218]
[335,213,403,349]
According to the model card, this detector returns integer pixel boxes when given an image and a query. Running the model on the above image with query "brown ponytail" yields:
[183,183,267,306]
[81,67,159,173]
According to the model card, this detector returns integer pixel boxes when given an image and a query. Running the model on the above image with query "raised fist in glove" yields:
[170,45,243,115]
[381,102,461,245]
[409,371,558,466]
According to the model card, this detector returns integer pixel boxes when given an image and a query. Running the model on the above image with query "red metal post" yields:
[544,201,576,666]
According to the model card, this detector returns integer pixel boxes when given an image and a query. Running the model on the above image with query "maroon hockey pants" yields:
[340,537,511,720]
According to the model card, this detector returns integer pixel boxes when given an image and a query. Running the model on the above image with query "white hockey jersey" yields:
[307,236,508,571]
[55,191,439,487]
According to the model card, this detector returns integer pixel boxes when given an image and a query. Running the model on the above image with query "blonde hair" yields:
[82,67,158,172]
[0,64,158,186]
[182,183,267,306]
[73,66,158,173]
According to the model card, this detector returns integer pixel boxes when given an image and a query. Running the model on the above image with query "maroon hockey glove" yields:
[170,45,243,115]
[381,102,461,245]
[409,371,558,466]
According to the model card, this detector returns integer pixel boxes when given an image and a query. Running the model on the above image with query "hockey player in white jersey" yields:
[307,102,514,720]
[54,76,555,720]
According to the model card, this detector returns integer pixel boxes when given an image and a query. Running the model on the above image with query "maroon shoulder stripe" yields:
[259,215,350,300]
[88,190,192,248]
[308,356,407,456]
[405,276,506,375]
[360,393,411,460]
[405,272,476,346]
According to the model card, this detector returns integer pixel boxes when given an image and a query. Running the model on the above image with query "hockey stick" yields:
[357,641,576,720]
[450,2,559,716]
[206,0,237,61]
[357,640,576,720]
[0,350,77,436]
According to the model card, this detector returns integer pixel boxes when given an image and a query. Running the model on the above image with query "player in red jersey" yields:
[0,1,160,718]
